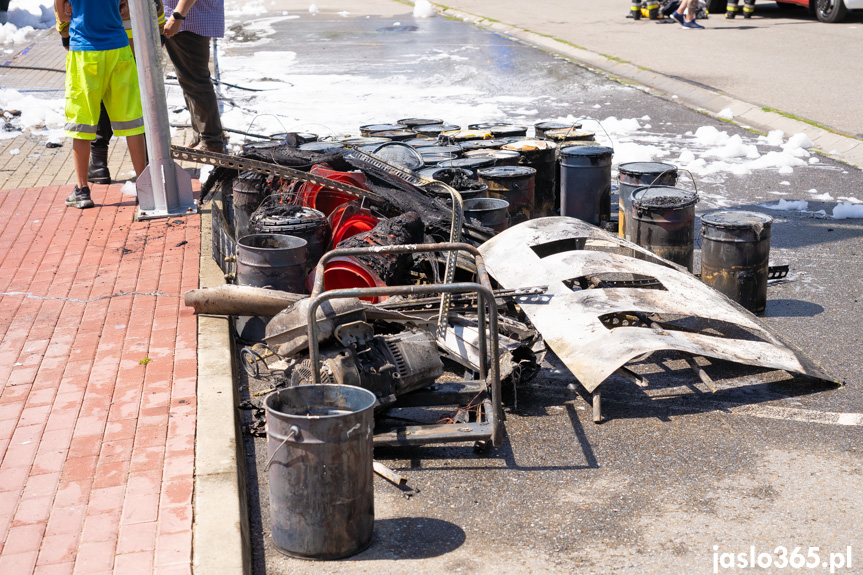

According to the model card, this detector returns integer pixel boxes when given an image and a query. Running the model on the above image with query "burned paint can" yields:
[439,129,493,145]
[436,156,496,173]
[559,145,613,226]
[545,128,596,145]
[463,198,510,233]
[358,123,404,137]
[477,165,536,225]
[413,123,461,138]
[236,234,307,294]
[397,117,444,128]
[618,162,678,240]
[630,186,698,271]
[502,139,559,218]
[430,168,488,199]
[534,120,582,140]
[458,139,508,152]
[232,172,265,239]
[297,141,345,155]
[265,385,376,559]
[463,149,522,166]
[700,211,773,314]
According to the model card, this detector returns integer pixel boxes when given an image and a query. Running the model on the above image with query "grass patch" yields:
[761,107,841,135]
[600,53,629,65]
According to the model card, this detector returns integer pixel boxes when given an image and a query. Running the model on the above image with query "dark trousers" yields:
[0,0,9,11]
[93,102,112,153]
[165,31,223,147]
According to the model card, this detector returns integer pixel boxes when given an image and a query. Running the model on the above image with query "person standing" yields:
[163,0,225,153]
[55,0,147,209]
[725,0,756,18]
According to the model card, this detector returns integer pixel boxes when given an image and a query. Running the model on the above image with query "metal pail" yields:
[236,234,307,294]
[618,162,678,239]
[559,145,613,225]
[463,198,511,233]
[502,139,559,217]
[700,211,773,314]
[477,165,536,225]
[265,384,377,559]
[631,186,698,271]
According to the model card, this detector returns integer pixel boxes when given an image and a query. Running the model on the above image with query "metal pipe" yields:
[127,0,196,218]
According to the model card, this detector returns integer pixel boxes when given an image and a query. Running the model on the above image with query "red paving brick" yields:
[0,185,200,573]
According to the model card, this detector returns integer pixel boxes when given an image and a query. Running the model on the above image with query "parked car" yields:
[704,0,863,22]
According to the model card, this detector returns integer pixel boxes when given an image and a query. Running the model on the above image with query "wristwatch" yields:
[172,11,185,20]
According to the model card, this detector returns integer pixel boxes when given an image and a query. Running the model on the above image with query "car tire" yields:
[705,0,728,13]
[815,0,847,21]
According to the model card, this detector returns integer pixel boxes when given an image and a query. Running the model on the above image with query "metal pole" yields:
[127,0,196,220]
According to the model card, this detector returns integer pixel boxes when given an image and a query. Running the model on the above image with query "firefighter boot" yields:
[88,146,111,185]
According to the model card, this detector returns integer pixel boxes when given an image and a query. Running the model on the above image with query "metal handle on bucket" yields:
[266,425,300,469]
[573,116,613,147]
[634,168,699,217]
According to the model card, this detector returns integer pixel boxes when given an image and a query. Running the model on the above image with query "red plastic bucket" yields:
[316,256,388,303]
[299,164,370,216]
[329,205,379,246]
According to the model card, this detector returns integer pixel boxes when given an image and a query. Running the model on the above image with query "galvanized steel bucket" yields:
[236,234,307,294]
[265,384,377,560]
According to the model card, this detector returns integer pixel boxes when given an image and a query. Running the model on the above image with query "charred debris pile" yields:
[185,117,837,447]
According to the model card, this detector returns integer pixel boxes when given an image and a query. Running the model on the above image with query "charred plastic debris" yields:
[183,117,838,446]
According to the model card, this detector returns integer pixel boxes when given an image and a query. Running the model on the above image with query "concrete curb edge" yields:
[193,198,251,575]
[437,6,863,168]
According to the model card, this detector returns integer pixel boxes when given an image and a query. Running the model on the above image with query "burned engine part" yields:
[184,284,305,316]
[439,316,540,390]
[264,297,366,358]
[479,217,836,398]
[335,211,425,286]
[290,328,444,407]
[308,243,503,447]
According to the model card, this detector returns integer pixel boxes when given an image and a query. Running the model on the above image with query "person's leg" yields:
[125,133,147,177]
[102,45,147,180]
[89,102,113,184]
[165,32,224,152]
[0,0,9,25]
[629,0,642,19]
[742,0,756,18]
[63,50,101,208]
[726,0,740,18]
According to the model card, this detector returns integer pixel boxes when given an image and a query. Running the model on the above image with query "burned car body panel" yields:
[479,217,835,393]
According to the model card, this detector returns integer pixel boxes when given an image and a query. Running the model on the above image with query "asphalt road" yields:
[438,0,863,138]
[235,3,863,574]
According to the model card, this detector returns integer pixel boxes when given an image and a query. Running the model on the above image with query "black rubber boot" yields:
[66,185,94,209]
[88,147,111,184]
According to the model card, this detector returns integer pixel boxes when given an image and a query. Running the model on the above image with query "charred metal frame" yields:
[307,243,503,447]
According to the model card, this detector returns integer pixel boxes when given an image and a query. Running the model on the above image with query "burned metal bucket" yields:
[502,139,558,218]
[251,206,331,276]
[232,173,265,239]
[477,165,536,226]
[236,234,307,294]
[618,162,678,239]
[700,211,773,314]
[463,198,511,233]
[559,145,613,226]
[630,186,698,272]
[265,384,376,560]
